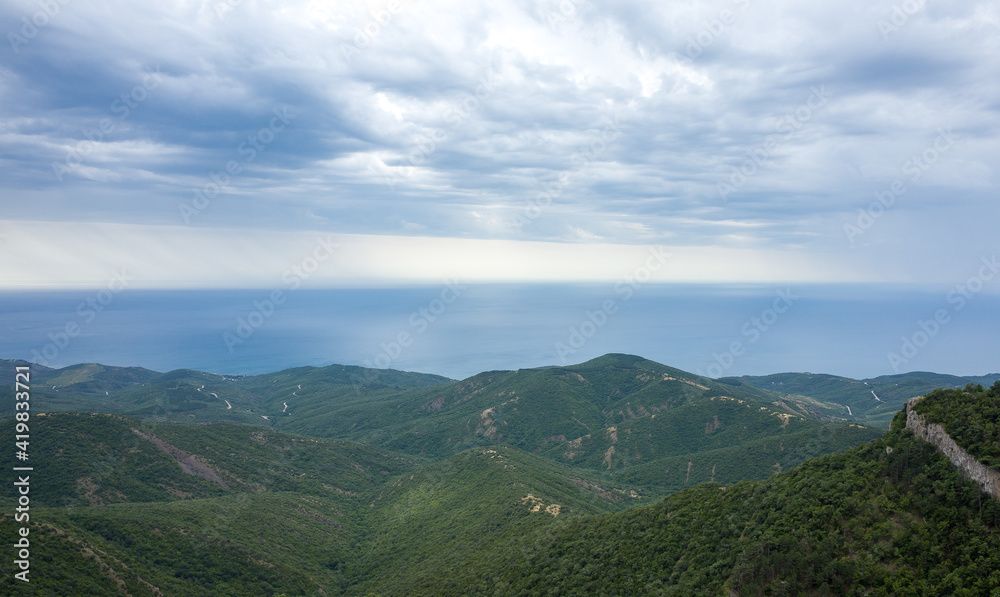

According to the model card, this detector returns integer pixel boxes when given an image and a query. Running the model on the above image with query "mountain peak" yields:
[567,353,660,370]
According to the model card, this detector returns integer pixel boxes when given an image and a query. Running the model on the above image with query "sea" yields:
[0,284,997,380]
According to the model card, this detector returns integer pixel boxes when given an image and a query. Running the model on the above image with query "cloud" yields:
[0,0,996,286]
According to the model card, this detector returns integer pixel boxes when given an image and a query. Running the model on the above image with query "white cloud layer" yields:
[0,0,997,286]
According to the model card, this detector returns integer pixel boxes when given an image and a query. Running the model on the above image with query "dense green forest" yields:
[0,355,885,496]
[913,381,1000,469]
[0,414,638,595]
[5,408,996,595]
[2,355,998,595]
[468,410,1000,595]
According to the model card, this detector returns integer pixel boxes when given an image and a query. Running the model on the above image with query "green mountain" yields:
[0,360,159,414]
[725,370,1000,428]
[347,445,641,595]
[0,361,452,429]
[463,404,1000,595]
[912,382,1000,469]
[5,413,420,509]
[0,412,416,594]
[5,379,998,595]
[251,354,883,495]
[3,355,884,498]
[3,354,999,595]
[0,413,634,595]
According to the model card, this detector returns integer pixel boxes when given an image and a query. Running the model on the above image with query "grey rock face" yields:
[906,396,1000,500]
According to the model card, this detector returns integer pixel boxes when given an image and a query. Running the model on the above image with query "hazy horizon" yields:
[3,283,997,381]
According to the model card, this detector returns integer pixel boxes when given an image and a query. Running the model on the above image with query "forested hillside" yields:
[3,355,996,595]
[912,382,1000,469]
[0,413,635,595]
[1,355,884,497]
[468,409,1000,596]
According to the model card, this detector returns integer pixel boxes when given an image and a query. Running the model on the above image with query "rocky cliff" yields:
[906,396,1000,500]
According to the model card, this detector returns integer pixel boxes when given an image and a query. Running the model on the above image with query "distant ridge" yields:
[3,352,883,497]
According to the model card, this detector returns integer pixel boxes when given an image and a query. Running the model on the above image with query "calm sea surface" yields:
[0,284,997,379]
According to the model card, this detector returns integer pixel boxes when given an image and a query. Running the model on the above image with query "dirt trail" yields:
[132,429,229,488]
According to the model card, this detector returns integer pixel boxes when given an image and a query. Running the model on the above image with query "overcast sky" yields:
[0,0,997,288]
